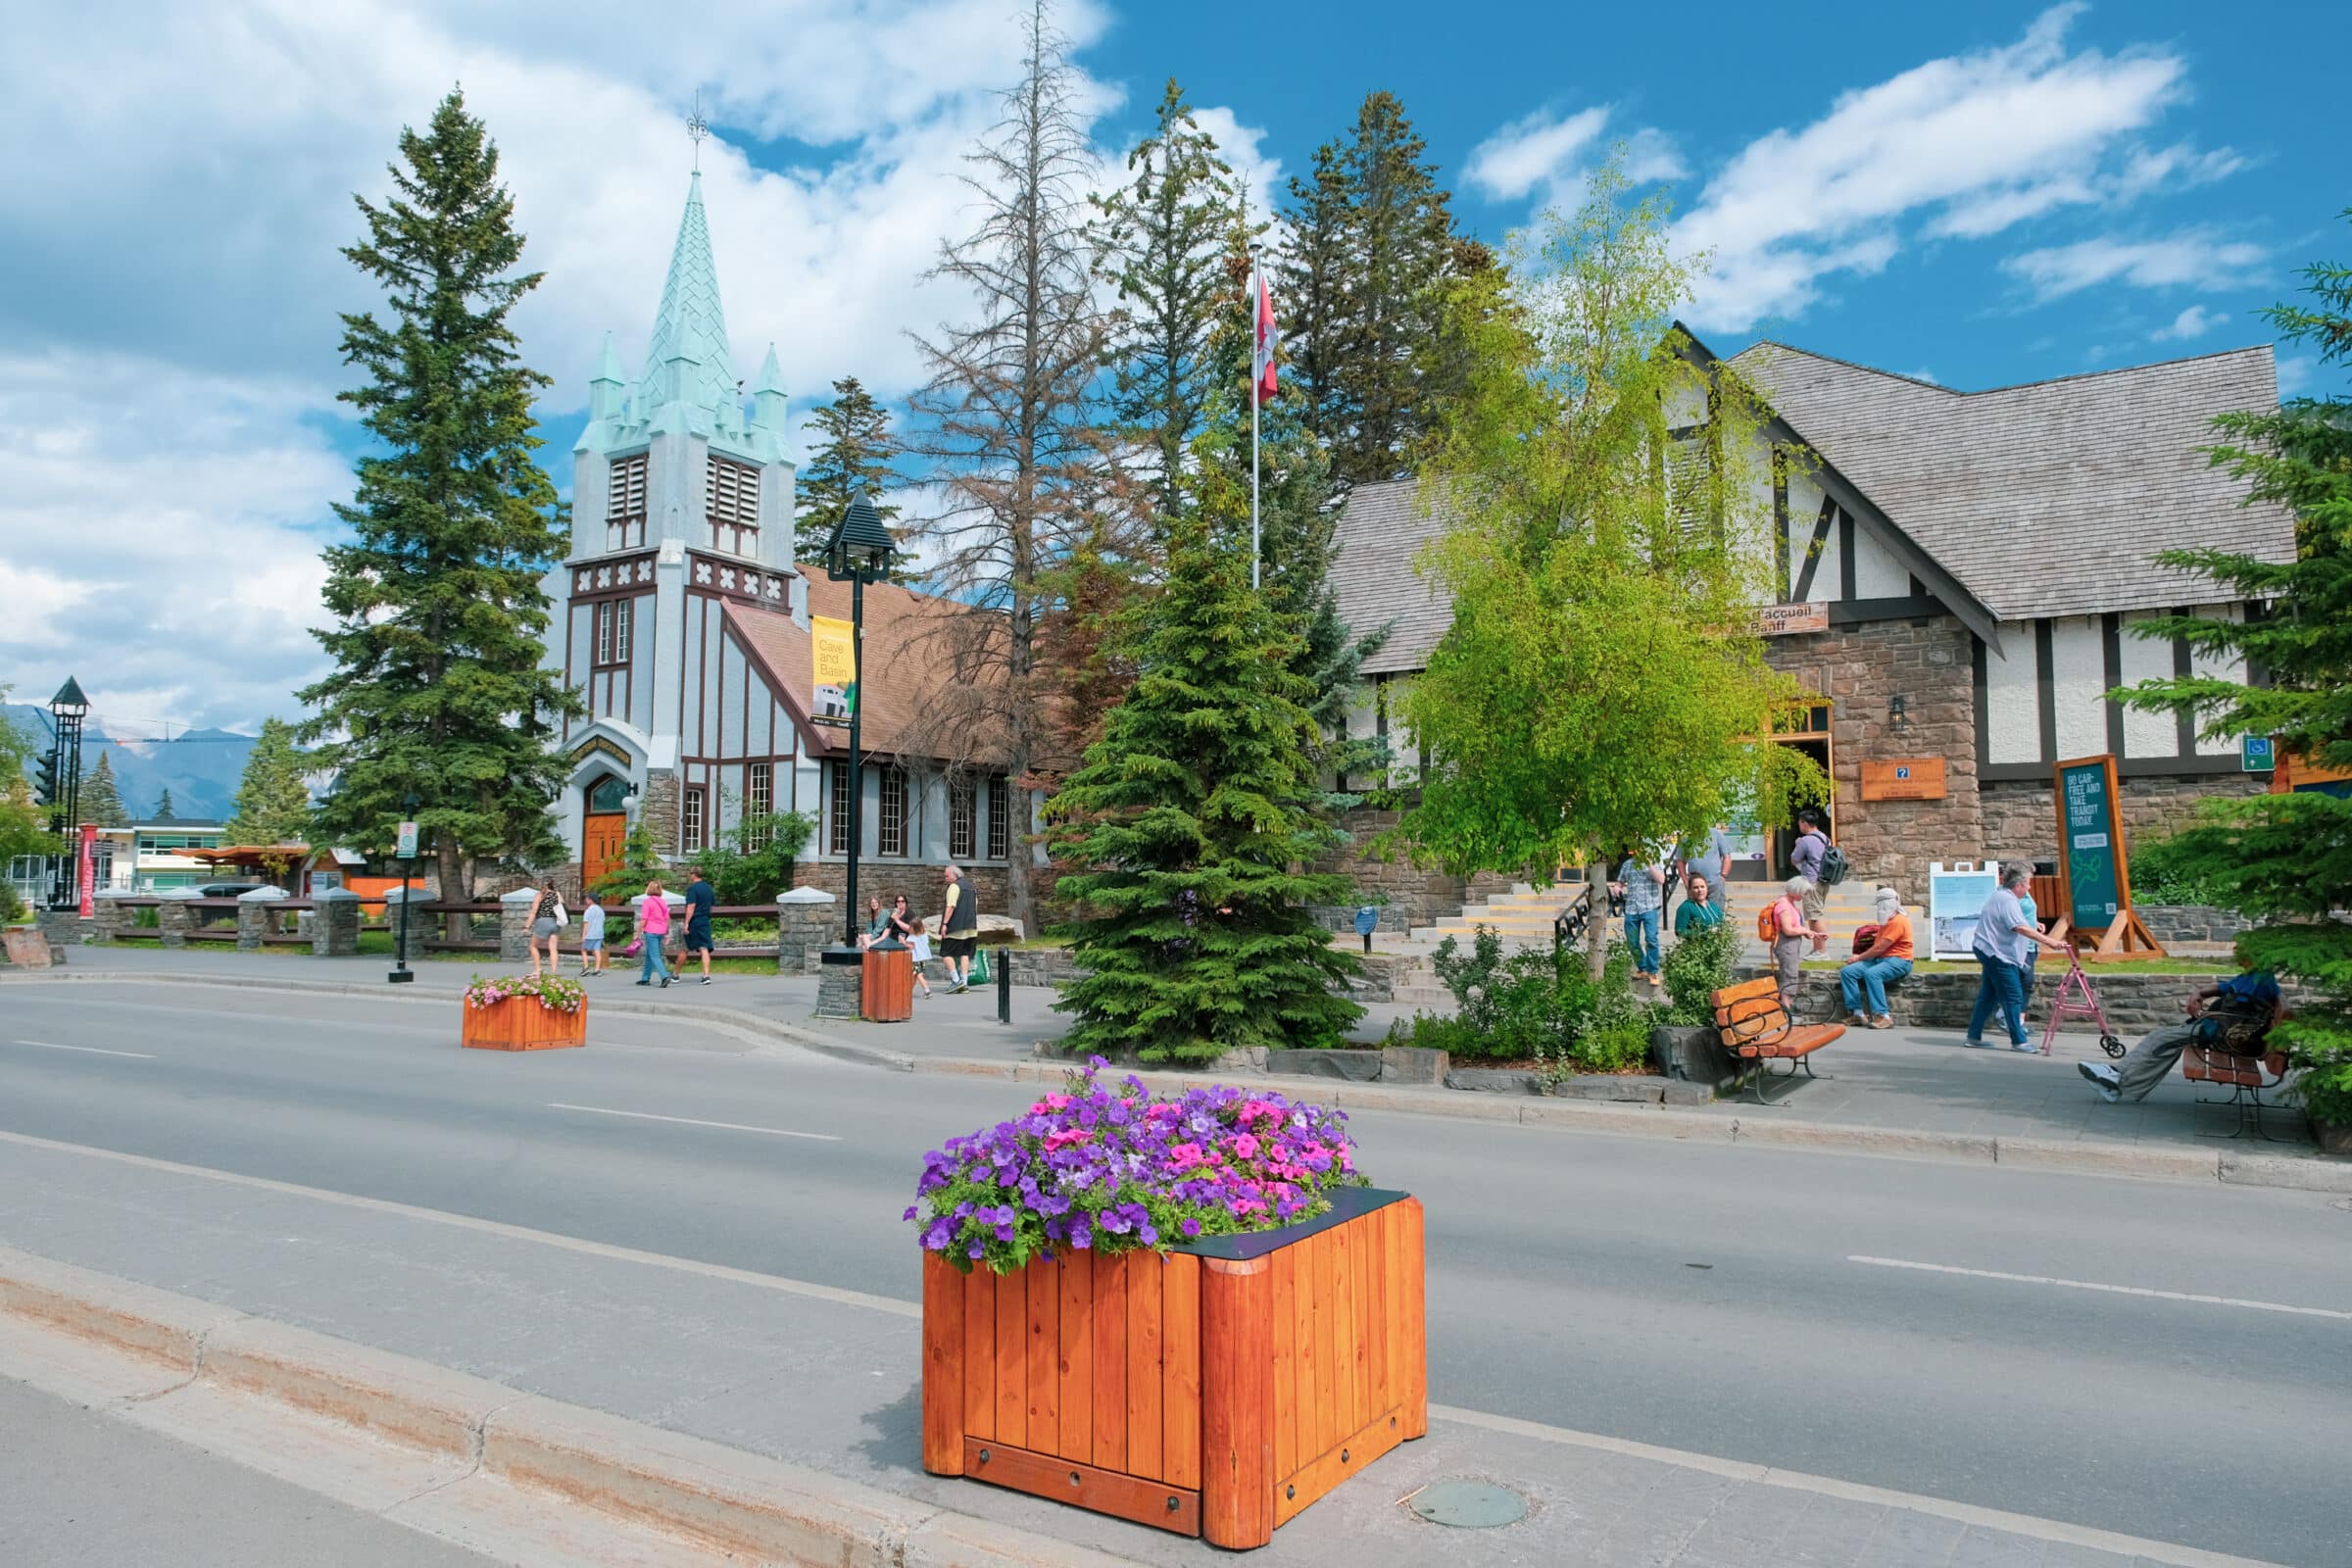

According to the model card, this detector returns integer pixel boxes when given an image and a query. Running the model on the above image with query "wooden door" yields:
[583,812,627,889]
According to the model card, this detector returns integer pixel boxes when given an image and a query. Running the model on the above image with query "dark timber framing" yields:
[1771,447,1791,599]
[2172,609,2198,760]
[1790,496,1837,602]
[1838,509,1858,603]
[2034,619,2059,764]
[2101,613,2127,758]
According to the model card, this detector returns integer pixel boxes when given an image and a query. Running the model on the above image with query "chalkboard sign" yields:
[2052,755,2163,958]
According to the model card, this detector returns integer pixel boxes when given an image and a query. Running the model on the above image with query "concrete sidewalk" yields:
[0,1149,2281,1568]
[8,946,2344,1193]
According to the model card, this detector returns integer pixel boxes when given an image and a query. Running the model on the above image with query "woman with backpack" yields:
[1760,876,1813,1010]
[526,879,565,979]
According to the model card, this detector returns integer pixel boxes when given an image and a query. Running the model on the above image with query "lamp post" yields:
[44,678,88,910]
[390,791,420,984]
[820,491,901,948]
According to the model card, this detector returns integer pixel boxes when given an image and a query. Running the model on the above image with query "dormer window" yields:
[607,454,648,552]
[708,456,760,557]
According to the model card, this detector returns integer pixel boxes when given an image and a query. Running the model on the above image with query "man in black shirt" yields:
[682,867,718,985]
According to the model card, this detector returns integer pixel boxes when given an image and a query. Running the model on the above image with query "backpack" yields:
[1756,902,1781,943]
[1818,844,1850,886]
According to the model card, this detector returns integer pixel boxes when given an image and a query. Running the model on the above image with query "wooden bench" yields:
[1710,978,1843,1105]
[2182,1043,2295,1144]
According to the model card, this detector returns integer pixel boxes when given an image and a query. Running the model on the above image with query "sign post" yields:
[2239,735,2275,773]
[390,819,418,985]
[2052,755,2164,961]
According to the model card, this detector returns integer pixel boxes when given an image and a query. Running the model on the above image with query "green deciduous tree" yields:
[298,88,578,902]
[794,376,906,570]
[0,691,59,900]
[1398,154,1826,980]
[2112,211,2352,1126]
[225,718,313,844]
[694,802,816,906]
[1045,512,1363,1062]
[1094,78,1241,518]
[78,751,129,829]
[589,818,665,906]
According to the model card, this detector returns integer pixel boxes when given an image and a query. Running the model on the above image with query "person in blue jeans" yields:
[1965,863,2069,1050]
[1838,886,1914,1027]
[1611,849,1667,989]
[635,879,672,988]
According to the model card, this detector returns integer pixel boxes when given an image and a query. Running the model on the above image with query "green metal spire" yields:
[639,172,737,419]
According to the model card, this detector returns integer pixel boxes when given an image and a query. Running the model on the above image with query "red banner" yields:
[76,823,96,917]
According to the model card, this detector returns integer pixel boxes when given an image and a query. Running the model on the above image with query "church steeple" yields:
[588,331,626,420]
[751,343,787,430]
[639,172,738,424]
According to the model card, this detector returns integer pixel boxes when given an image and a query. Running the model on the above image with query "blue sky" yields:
[0,1,2341,734]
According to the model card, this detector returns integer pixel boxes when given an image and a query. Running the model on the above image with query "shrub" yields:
[1420,924,1659,1072]
[1660,923,1741,1026]
[0,883,24,925]
[2130,832,2228,906]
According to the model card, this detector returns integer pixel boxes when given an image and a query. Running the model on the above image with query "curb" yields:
[13,968,2351,1197]
[0,1242,1145,1568]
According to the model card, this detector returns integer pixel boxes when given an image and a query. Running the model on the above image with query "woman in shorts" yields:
[526,879,564,977]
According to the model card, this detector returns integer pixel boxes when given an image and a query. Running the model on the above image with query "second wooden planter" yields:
[461,996,588,1051]
[920,1188,1425,1549]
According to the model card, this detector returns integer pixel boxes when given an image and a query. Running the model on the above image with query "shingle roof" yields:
[1729,341,2294,620]
[1327,479,1458,675]
[639,172,737,421]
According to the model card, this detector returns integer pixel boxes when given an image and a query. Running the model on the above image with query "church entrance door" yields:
[582,774,631,892]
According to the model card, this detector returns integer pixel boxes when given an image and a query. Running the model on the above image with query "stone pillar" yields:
[499,889,541,963]
[776,886,837,974]
[156,889,197,948]
[90,890,137,945]
[36,909,85,952]
[235,887,289,951]
[312,888,363,957]
[814,949,862,1018]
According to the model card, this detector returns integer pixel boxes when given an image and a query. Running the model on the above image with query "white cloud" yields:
[1189,105,1284,232]
[1676,4,2211,330]
[2276,356,2315,397]
[1463,105,1682,216]
[2003,232,2266,300]
[2150,303,2221,342]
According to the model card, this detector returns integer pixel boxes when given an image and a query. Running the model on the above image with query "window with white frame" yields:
[986,773,1012,861]
[607,454,648,551]
[828,761,851,856]
[746,762,772,850]
[592,598,633,667]
[949,778,976,861]
[707,456,760,556]
[878,764,907,857]
[681,787,706,855]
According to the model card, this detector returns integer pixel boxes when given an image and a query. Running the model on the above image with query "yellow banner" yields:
[812,614,857,724]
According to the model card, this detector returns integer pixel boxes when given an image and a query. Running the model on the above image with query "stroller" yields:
[2039,944,2126,1058]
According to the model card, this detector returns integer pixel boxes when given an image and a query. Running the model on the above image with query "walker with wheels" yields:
[2040,946,2126,1058]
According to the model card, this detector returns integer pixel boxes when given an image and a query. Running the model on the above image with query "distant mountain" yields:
[5,705,259,821]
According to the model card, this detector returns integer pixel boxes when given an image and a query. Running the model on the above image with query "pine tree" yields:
[151,788,176,823]
[2113,209,2352,1128]
[298,89,578,901]
[79,752,129,829]
[1045,511,1363,1063]
[907,0,1140,927]
[1275,143,1352,460]
[794,376,905,569]
[225,718,313,844]
[1094,78,1241,518]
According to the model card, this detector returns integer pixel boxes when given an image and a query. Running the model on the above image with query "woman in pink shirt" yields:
[635,879,672,988]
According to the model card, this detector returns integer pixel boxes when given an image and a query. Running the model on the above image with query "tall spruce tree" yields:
[1094,78,1241,518]
[151,788,176,823]
[2112,210,2352,1129]
[1278,92,1468,490]
[907,0,1139,925]
[794,376,905,568]
[79,751,129,829]
[1045,511,1362,1062]
[298,89,577,901]
[225,718,313,844]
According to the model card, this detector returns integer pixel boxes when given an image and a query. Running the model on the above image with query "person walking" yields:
[681,866,717,985]
[939,863,979,993]
[577,898,607,978]
[1965,862,2070,1051]
[1838,886,1914,1028]
[1673,872,1724,937]
[890,894,935,999]
[1766,876,1811,1011]
[1611,848,1667,988]
[526,879,564,979]
[1789,811,1832,954]
[635,879,672,988]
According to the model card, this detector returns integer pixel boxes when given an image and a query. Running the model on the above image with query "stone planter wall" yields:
[1782,966,2285,1034]
[2136,903,2249,949]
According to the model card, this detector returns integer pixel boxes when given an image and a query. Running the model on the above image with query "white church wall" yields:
[1851,525,1910,598]
[715,633,748,761]
[2048,614,2107,759]
[1984,623,2039,764]
[2118,612,2176,759]
[2189,602,2245,756]
[650,550,688,743]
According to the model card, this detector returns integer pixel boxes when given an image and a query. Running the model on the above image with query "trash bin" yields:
[861,936,914,1022]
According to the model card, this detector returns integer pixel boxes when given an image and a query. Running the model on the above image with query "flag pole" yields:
[1249,242,1262,591]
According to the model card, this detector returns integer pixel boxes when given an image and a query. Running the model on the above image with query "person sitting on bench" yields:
[2079,969,2283,1102]
[1838,886,1913,1029]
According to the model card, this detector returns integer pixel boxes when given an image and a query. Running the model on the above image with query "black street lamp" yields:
[44,677,88,911]
[390,791,420,984]
[820,490,900,948]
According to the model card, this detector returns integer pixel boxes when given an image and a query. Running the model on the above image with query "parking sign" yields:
[396,820,418,858]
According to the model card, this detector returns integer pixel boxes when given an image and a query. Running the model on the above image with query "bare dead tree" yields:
[906,0,1135,930]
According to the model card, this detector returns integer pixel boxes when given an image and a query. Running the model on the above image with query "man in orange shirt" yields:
[1838,885,1914,1028]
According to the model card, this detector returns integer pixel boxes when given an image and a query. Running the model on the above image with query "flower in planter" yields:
[463,973,587,1012]
[906,1058,1368,1274]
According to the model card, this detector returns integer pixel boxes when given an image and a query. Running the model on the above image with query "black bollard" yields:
[997,948,1010,1024]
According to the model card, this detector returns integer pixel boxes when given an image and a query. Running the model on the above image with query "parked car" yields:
[196,881,270,899]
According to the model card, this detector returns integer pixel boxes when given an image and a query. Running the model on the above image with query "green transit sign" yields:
[2057,758,2123,931]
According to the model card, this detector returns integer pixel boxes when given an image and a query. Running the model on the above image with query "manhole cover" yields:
[1409,1481,1528,1529]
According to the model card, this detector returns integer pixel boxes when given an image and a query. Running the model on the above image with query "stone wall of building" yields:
[1310,806,1522,928]
[640,769,682,858]
[1978,772,2267,867]
[1764,612,1981,893]
[788,859,1012,923]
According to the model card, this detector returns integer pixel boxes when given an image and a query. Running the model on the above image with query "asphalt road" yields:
[2,982,2347,1566]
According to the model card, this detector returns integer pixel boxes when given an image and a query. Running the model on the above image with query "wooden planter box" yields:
[461,996,587,1052]
[919,1188,1424,1550]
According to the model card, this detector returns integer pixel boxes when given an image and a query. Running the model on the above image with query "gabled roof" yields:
[639,172,738,421]
[1327,480,1456,677]
[1729,339,2294,620]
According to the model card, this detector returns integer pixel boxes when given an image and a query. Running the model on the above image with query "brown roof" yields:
[723,577,1009,765]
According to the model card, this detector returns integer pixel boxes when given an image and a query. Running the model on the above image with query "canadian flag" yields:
[1252,266,1280,406]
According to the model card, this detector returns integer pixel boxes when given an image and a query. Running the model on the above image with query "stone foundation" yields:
[1786,965,2301,1034]
[2137,903,2249,949]
[1310,806,1522,928]
[1979,773,2268,868]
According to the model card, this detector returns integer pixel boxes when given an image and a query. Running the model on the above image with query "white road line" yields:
[1431,1403,2290,1568]
[1849,1254,2352,1322]
[0,1128,912,1320]
[10,1039,157,1060]
[546,1103,842,1142]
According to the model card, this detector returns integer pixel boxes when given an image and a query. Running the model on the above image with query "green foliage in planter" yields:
[1660,922,1742,1026]
[2129,832,2229,908]
[1411,925,1651,1071]
[694,808,814,906]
